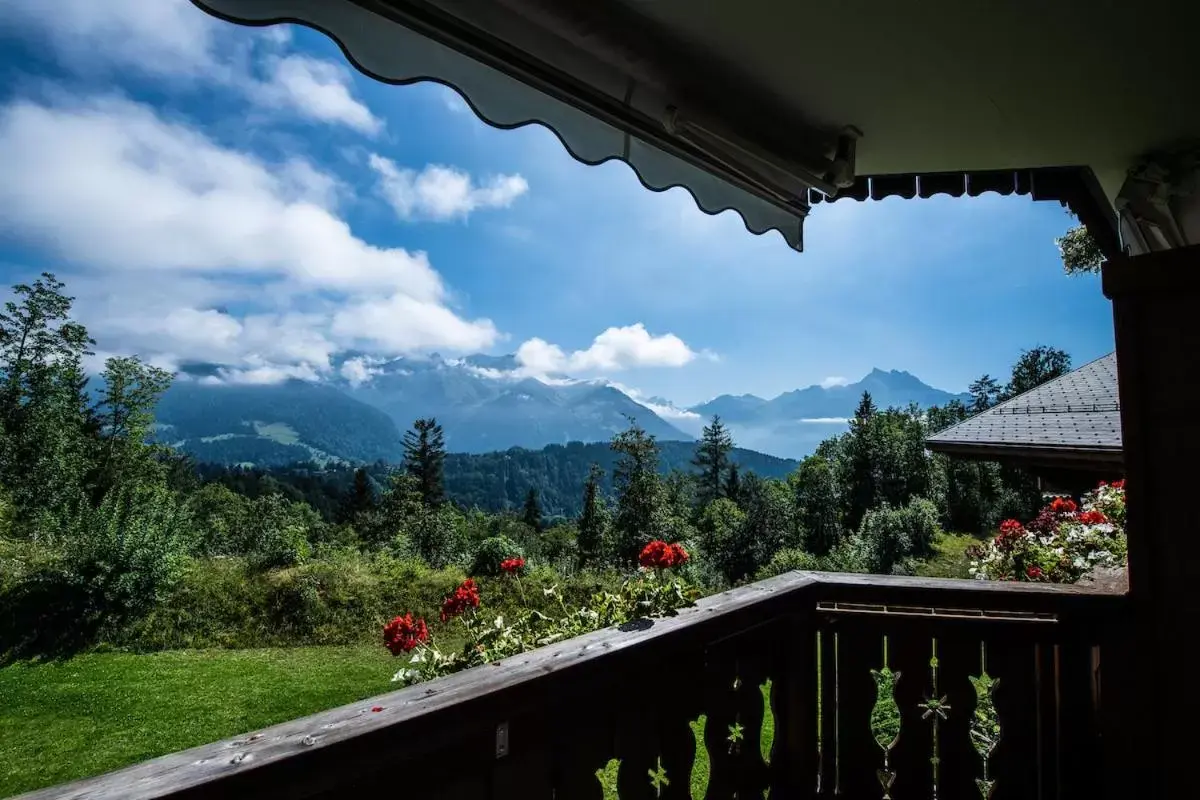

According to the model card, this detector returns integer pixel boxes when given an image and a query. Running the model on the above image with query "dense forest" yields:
[0,273,1079,662]
[195,440,798,520]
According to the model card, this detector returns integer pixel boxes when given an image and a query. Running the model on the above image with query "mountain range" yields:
[151,355,969,465]
[683,368,971,457]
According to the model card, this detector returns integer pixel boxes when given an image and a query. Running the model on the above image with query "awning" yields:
[192,0,1176,259]
[194,0,842,251]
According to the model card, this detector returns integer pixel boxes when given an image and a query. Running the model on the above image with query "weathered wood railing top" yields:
[19,572,1128,800]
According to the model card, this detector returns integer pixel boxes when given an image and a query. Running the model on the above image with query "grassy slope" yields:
[0,647,395,797]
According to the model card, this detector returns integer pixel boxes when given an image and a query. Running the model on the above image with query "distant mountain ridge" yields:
[151,355,967,465]
[689,368,970,458]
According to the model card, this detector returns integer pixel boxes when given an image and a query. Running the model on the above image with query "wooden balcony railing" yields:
[19,572,1127,800]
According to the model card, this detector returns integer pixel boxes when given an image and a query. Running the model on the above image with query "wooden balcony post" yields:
[1102,244,1200,798]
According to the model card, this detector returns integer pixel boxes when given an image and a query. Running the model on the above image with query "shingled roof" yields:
[926,353,1122,469]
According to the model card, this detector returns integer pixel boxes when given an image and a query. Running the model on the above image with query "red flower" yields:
[499,557,526,574]
[639,540,688,569]
[383,613,429,655]
[1048,497,1077,515]
[440,579,481,622]
[1027,566,1044,579]
[1111,479,1125,490]
[994,519,1025,551]
[1077,510,1108,525]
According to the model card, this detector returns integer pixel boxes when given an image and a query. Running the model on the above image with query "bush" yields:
[757,547,820,579]
[109,550,625,652]
[856,498,940,574]
[470,535,524,577]
[1,482,189,660]
[755,542,869,580]
[240,494,315,571]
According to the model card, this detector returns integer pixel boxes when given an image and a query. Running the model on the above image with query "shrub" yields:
[240,494,314,571]
[1,482,189,660]
[757,547,820,579]
[470,535,524,577]
[856,497,941,574]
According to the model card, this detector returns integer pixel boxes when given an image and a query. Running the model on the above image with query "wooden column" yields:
[1102,244,1200,799]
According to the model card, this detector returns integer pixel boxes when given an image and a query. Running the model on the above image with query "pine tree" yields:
[403,418,446,508]
[339,467,376,523]
[522,486,543,532]
[967,375,1002,413]
[723,462,742,505]
[692,414,734,509]
[611,416,666,564]
[577,464,607,568]
[844,390,879,532]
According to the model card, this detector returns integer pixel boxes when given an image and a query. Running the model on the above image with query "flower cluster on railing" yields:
[386,540,696,686]
[969,481,1126,583]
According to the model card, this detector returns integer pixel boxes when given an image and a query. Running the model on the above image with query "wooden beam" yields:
[1102,244,1200,800]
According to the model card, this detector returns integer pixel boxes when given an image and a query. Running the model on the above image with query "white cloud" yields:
[800,417,851,424]
[252,55,382,135]
[369,155,528,221]
[820,376,850,388]
[339,357,385,388]
[2,0,380,133]
[331,293,498,354]
[609,382,701,422]
[515,324,699,376]
[0,97,438,294]
[0,96,498,381]
[4,0,222,77]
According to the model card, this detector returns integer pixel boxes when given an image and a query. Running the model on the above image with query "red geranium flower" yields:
[994,519,1025,551]
[440,579,481,621]
[1049,497,1077,515]
[1111,479,1125,490]
[1027,566,1044,579]
[499,557,526,574]
[1077,510,1108,525]
[639,540,687,569]
[383,613,429,655]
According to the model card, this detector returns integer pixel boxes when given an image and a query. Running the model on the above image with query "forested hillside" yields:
[196,441,798,520]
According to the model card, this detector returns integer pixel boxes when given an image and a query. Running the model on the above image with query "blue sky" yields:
[0,0,1115,408]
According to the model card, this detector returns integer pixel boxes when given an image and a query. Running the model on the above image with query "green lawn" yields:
[1,649,775,799]
[0,647,396,797]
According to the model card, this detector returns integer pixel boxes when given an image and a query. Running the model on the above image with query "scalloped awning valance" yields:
[192,0,1197,258]
[191,0,865,251]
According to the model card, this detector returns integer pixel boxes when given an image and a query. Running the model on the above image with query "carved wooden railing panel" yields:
[16,573,1124,800]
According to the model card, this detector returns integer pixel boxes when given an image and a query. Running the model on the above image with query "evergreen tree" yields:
[724,463,742,505]
[692,415,733,509]
[339,467,376,523]
[403,417,446,508]
[576,464,608,568]
[610,417,667,564]
[967,375,1002,413]
[844,391,879,532]
[522,487,543,532]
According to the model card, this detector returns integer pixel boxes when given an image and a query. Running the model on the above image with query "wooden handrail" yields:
[16,572,1127,800]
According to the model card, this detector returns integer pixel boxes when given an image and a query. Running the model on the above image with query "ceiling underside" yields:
[192,0,1198,253]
